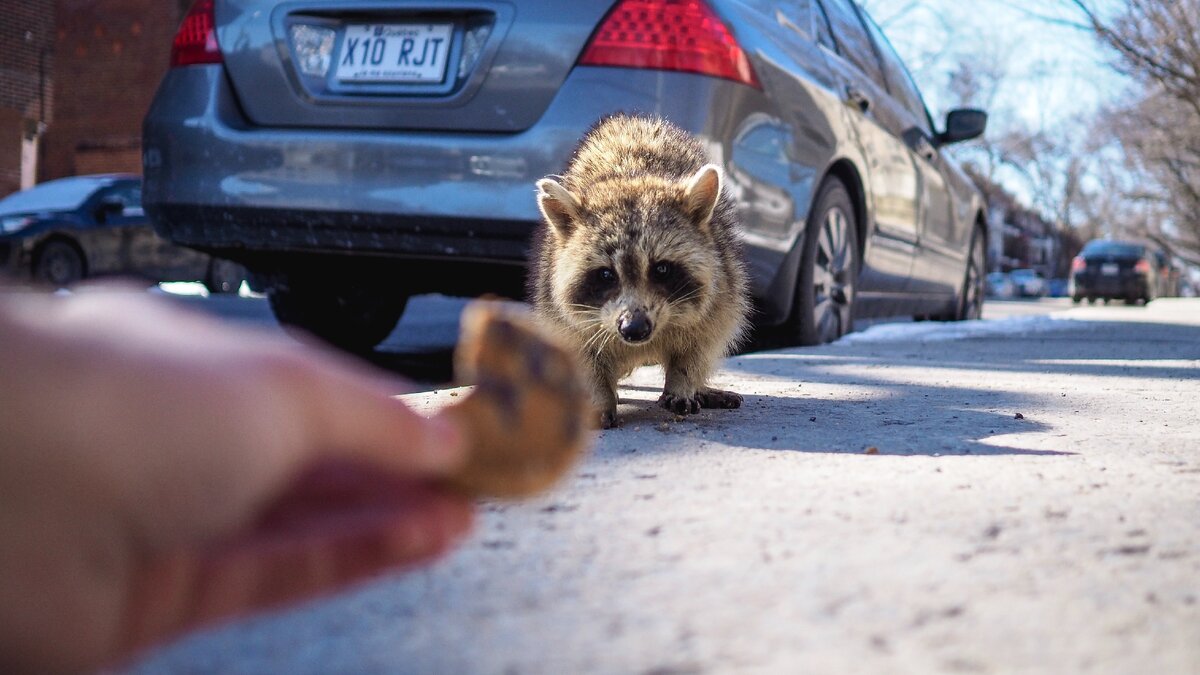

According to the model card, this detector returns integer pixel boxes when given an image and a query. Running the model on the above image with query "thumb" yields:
[287,354,467,476]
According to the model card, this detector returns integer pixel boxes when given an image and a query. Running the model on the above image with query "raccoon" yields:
[528,115,751,428]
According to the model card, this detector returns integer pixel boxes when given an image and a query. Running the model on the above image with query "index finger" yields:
[280,349,467,478]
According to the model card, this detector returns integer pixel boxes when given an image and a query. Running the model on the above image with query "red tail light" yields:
[171,0,222,67]
[1070,256,1086,272]
[1135,259,1151,274]
[579,0,761,88]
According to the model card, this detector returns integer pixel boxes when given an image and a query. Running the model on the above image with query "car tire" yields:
[786,178,859,346]
[1072,296,1082,304]
[932,225,985,322]
[268,283,409,353]
[34,240,86,288]
[205,258,248,295]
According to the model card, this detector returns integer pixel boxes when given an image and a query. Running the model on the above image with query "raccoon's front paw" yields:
[598,408,619,429]
[658,391,701,415]
[696,387,742,409]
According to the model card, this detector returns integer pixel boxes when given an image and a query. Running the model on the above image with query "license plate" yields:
[1101,263,1119,275]
[335,23,453,83]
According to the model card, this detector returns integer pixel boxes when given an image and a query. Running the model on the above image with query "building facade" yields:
[0,0,55,197]
[38,0,187,184]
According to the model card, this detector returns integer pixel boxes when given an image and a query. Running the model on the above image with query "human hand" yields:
[0,287,473,674]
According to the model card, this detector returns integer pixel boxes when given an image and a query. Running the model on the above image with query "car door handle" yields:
[903,128,939,162]
[915,137,937,161]
[844,86,872,113]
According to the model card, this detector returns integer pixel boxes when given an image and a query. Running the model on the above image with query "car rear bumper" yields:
[1072,271,1150,298]
[143,66,765,260]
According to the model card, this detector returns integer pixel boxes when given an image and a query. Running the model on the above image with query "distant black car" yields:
[1070,240,1157,305]
[0,174,244,290]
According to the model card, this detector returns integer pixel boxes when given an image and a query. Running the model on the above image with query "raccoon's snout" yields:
[617,309,654,344]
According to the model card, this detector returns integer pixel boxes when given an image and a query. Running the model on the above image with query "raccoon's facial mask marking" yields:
[536,178,583,237]
[650,260,703,307]
[569,266,620,310]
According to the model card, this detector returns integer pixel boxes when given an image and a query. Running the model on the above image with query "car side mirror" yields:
[96,198,124,223]
[937,108,988,146]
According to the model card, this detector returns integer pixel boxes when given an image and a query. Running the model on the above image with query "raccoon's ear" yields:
[684,164,723,230]
[537,178,583,237]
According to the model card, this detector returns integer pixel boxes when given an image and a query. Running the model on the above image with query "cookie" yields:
[440,301,593,498]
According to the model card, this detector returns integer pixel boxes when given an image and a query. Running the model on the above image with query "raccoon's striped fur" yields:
[529,115,750,428]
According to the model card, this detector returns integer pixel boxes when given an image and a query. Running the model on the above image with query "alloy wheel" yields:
[963,233,985,320]
[812,206,855,343]
[36,242,84,288]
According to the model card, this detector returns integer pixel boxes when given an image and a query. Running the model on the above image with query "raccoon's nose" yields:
[617,309,653,343]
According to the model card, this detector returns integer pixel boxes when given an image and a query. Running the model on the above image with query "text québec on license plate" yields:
[336,24,453,83]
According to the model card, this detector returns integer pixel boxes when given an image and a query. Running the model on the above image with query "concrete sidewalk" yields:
[132,301,1200,674]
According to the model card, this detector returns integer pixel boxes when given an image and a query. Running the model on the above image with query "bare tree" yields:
[1068,0,1200,239]
[858,0,957,91]
[941,46,1015,183]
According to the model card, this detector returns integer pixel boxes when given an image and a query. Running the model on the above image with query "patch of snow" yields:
[237,280,264,298]
[156,282,209,298]
[837,314,1075,345]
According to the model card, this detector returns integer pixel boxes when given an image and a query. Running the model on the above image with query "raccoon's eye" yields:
[593,267,616,284]
[652,261,674,279]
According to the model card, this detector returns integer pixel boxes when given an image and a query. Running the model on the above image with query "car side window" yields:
[856,7,934,135]
[101,184,143,215]
[812,1,836,50]
[815,0,888,90]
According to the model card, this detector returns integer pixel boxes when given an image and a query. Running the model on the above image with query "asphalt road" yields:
[127,296,1199,674]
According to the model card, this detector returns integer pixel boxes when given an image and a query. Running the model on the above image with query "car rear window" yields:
[0,177,108,216]
[1082,241,1144,258]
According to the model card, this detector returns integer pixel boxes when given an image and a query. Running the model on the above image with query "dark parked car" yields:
[0,174,246,291]
[144,0,988,351]
[1070,239,1158,305]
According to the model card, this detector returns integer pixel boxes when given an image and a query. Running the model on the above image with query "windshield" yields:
[1082,241,1144,258]
[0,176,111,216]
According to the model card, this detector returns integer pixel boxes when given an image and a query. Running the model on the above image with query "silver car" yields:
[144,0,988,351]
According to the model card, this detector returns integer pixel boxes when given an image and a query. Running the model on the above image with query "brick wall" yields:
[0,0,55,196]
[39,0,187,181]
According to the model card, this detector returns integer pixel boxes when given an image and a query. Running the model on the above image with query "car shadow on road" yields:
[362,348,455,385]
[608,317,1197,458]
[608,383,1072,457]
